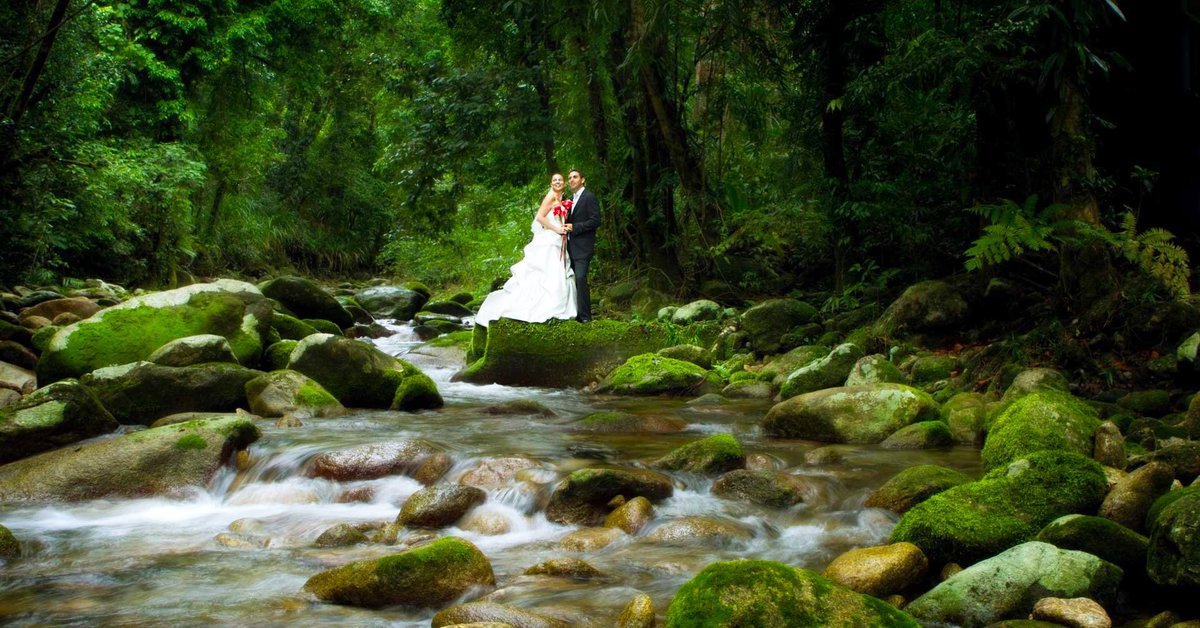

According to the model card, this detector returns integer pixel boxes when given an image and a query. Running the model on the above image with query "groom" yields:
[565,169,599,323]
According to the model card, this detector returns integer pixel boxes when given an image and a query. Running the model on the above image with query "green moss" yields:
[0,524,19,560]
[655,434,745,474]
[272,312,319,340]
[303,318,343,335]
[11,401,69,429]
[174,434,208,450]
[402,281,432,299]
[390,361,443,411]
[1036,514,1149,575]
[30,325,59,353]
[880,420,954,449]
[263,340,298,371]
[909,354,958,385]
[890,451,1108,565]
[599,353,713,395]
[295,382,339,407]
[866,464,973,514]
[664,560,919,628]
[981,389,1101,470]
[1146,485,1200,529]
[426,330,473,348]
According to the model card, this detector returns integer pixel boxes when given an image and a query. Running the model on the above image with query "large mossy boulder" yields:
[879,420,953,449]
[545,467,674,526]
[739,298,819,356]
[596,354,721,396]
[779,343,865,399]
[905,541,1122,628]
[844,354,905,387]
[760,345,829,386]
[981,389,1100,471]
[456,319,690,388]
[941,392,989,445]
[354,286,427,320]
[873,279,969,337]
[303,536,494,609]
[653,434,745,474]
[287,334,441,410]
[570,411,686,434]
[712,469,816,508]
[0,379,118,464]
[244,370,343,418]
[865,464,973,514]
[663,560,920,628]
[147,334,238,367]
[889,451,1109,565]
[1035,514,1149,576]
[764,383,940,444]
[259,275,353,329]
[81,361,262,425]
[0,416,260,501]
[37,280,272,383]
[671,299,722,325]
[1147,488,1200,590]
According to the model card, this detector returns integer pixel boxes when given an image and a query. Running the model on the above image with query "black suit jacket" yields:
[566,188,600,259]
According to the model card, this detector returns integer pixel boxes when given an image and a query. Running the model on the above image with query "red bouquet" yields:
[556,199,573,265]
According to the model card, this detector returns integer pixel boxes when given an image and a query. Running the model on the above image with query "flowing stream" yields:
[0,324,981,626]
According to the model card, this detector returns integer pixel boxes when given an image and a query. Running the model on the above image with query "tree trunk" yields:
[7,0,72,126]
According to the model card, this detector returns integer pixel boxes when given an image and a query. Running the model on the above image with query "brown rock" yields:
[309,440,440,481]
[523,557,604,579]
[559,527,624,552]
[1099,461,1175,532]
[616,593,655,628]
[604,496,654,535]
[644,516,754,546]
[459,457,540,489]
[711,469,817,508]
[804,446,844,465]
[432,602,567,628]
[275,415,304,428]
[0,361,35,394]
[0,341,37,370]
[459,510,511,535]
[397,484,486,528]
[414,452,454,485]
[19,297,101,323]
[19,316,51,330]
[1092,421,1126,470]
[52,312,82,326]
[822,542,929,597]
[1030,597,1111,628]
[745,453,782,471]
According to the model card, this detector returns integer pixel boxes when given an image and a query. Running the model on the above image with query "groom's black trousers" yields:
[571,255,592,322]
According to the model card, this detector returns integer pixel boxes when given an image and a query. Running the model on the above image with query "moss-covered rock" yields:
[260,275,353,329]
[37,280,272,383]
[981,389,1100,471]
[604,495,654,534]
[287,334,441,410]
[309,440,441,481]
[545,467,674,526]
[147,334,238,367]
[0,415,260,501]
[653,434,745,474]
[1035,514,1148,576]
[889,451,1109,565]
[941,392,988,445]
[764,384,940,444]
[354,286,427,320]
[880,420,953,449]
[431,601,568,628]
[81,360,261,425]
[29,325,57,353]
[663,560,920,628]
[844,354,905,387]
[303,536,494,609]
[0,379,119,464]
[245,370,344,418]
[570,411,687,434]
[657,344,711,369]
[617,593,656,628]
[823,542,929,597]
[865,464,973,514]
[1130,441,1200,481]
[314,523,369,547]
[739,298,819,356]
[1146,485,1200,531]
[595,354,721,396]
[271,312,320,340]
[0,524,19,560]
[262,339,297,371]
[671,299,722,325]
[872,280,969,338]
[721,380,774,399]
[303,318,343,336]
[523,557,605,579]
[761,347,829,386]
[779,343,865,399]
[711,469,816,508]
[904,541,1122,627]
[1099,461,1175,533]
[397,484,487,528]
[1117,389,1172,417]
[480,398,556,417]
[455,319,690,388]
[999,368,1070,404]
[908,355,958,387]
[1147,488,1200,590]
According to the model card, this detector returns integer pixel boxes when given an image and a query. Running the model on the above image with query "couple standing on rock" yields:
[474,169,599,328]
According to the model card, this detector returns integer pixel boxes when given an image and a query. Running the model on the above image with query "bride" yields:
[474,173,577,327]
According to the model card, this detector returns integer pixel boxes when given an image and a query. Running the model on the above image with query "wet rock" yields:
[413,453,454,485]
[147,334,238,367]
[0,379,118,464]
[1117,389,1172,417]
[657,344,711,369]
[779,343,865,399]
[262,340,298,371]
[421,301,473,318]
[0,525,20,560]
[664,560,919,627]
[1131,442,1200,482]
[0,361,36,395]
[314,523,369,547]
[288,334,442,410]
[459,457,541,489]
[603,496,653,534]
[303,536,494,609]
[20,315,51,330]
[671,299,721,325]
[1030,597,1111,628]
[1147,487,1200,590]
[595,354,721,396]
[905,542,1121,627]
[570,412,686,434]
[459,510,511,535]
[764,383,940,443]
[748,452,785,470]
[873,280,968,337]
[480,399,556,417]
[760,345,830,387]
[310,440,442,481]
[0,388,19,409]
[684,393,726,406]
[245,369,344,419]
[1001,368,1070,404]
[523,558,604,579]
[1092,421,1126,470]
[0,341,37,370]
[1099,461,1174,532]
[653,434,745,475]
[844,354,905,387]
[1035,514,1148,577]
[890,452,1108,565]
[546,467,674,526]
[432,601,567,628]
[354,286,427,320]
[879,420,953,449]
[712,470,815,508]
[739,298,819,356]
[0,415,260,501]
[271,312,320,341]
[645,516,754,546]
[397,484,487,528]
[19,296,100,324]
[215,532,270,549]
[81,361,262,425]
[803,447,843,466]
[721,379,773,399]
[939,393,986,444]
[259,276,353,329]
[822,542,929,597]
[616,593,655,628]
[37,280,271,383]
[982,389,1100,471]
[560,527,624,552]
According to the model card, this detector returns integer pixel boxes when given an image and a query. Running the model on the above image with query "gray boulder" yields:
[354,286,428,320]
[244,370,344,418]
[780,343,865,399]
[287,334,441,410]
[764,383,940,443]
[671,299,721,325]
[844,354,905,387]
[739,298,818,355]
[259,275,353,329]
[0,379,118,464]
[148,334,238,367]
[82,361,262,425]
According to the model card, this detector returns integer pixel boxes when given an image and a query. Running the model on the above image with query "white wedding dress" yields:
[474,210,577,327]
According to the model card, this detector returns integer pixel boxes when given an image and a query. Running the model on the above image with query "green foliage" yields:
[964,196,1068,271]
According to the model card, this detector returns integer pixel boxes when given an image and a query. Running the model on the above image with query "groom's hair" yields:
[569,168,584,179]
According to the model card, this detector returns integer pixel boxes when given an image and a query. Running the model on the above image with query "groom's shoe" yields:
[577,317,591,323]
